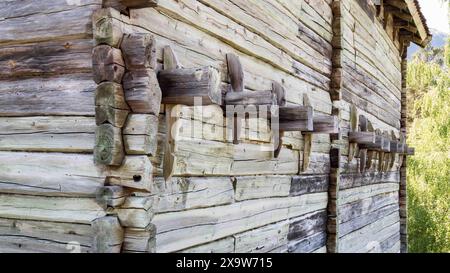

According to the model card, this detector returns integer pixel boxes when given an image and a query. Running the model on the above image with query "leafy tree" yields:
[406,37,450,253]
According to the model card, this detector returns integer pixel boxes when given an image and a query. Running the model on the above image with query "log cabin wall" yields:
[335,0,403,253]
[0,0,423,253]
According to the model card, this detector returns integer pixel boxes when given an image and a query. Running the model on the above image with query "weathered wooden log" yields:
[348,132,376,145]
[123,68,162,114]
[278,106,314,132]
[95,82,130,127]
[121,33,157,70]
[158,66,222,106]
[120,0,158,8]
[92,45,125,84]
[91,216,124,253]
[348,105,359,162]
[116,196,154,228]
[290,175,329,196]
[310,115,339,134]
[234,221,288,253]
[93,8,124,47]
[123,224,157,253]
[96,186,127,207]
[94,124,125,166]
[224,90,274,106]
[123,114,158,156]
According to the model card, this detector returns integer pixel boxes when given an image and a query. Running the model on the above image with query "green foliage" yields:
[406,40,450,253]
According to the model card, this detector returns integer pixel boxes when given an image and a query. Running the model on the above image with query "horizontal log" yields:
[121,33,157,69]
[290,175,329,196]
[95,82,130,127]
[0,116,95,153]
[348,131,376,145]
[0,218,94,253]
[94,124,125,166]
[91,216,124,253]
[288,231,326,253]
[339,171,400,190]
[0,74,95,116]
[0,38,93,79]
[123,69,162,114]
[152,177,234,213]
[0,194,106,224]
[278,106,314,131]
[159,66,222,106]
[116,196,154,228]
[92,45,125,84]
[224,91,275,106]
[179,237,235,253]
[234,175,291,201]
[123,224,157,253]
[96,186,127,208]
[234,221,288,253]
[93,8,124,47]
[153,193,327,252]
[339,183,399,205]
[0,1,100,45]
[311,115,339,134]
[0,152,153,196]
[288,210,327,242]
[123,114,159,155]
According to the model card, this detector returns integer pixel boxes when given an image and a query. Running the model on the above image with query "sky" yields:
[418,0,449,34]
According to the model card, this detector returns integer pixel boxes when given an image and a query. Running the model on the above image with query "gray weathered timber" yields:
[290,175,329,196]
[279,106,314,132]
[91,216,123,253]
[92,45,125,84]
[94,124,125,166]
[159,66,222,106]
[0,74,95,116]
[340,171,400,190]
[123,114,159,155]
[121,33,157,69]
[95,82,130,127]
[0,39,93,79]
[123,69,162,114]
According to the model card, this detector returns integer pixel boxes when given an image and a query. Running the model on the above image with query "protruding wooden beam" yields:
[96,186,128,208]
[92,45,125,84]
[93,8,124,48]
[94,124,125,166]
[310,115,339,134]
[359,115,368,173]
[123,69,162,115]
[121,33,157,70]
[348,132,376,145]
[278,106,314,132]
[92,216,124,253]
[95,82,130,127]
[384,6,413,22]
[158,66,222,106]
[123,114,159,156]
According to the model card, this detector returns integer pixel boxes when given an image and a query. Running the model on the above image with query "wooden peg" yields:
[301,94,313,172]
[359,115,368,173]
[162,46,182,182]
[226,53,244,144]
[388,131,398,170]
[382,131,392,172]
[272,82,286,158]
[366,120,376,171]
[348,104,359,162]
